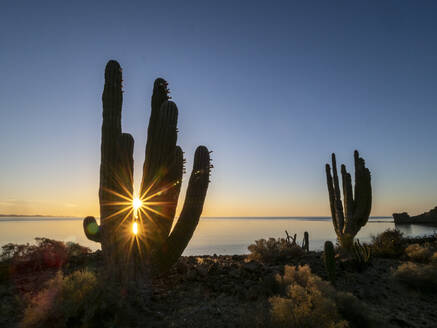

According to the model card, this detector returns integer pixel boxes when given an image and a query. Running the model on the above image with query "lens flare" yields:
[132,221,138,235]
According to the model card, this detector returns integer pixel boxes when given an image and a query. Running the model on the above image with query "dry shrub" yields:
[393,262,437,292]
[248,238,304,263]
[269,265,374,328]
[1,238,90,275]
[431,252,437,263]
[405,243,433,262]
[21,270,98,328]
[335,292,380,328]
[371,229,405,258]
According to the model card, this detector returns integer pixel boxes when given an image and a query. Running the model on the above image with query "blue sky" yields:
[0,1,436,216]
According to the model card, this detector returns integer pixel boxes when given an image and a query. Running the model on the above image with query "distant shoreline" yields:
[0,214,63,218]
[0,215,393,222]
[0,213,392,218]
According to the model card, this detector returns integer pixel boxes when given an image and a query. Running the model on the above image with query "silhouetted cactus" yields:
[325,150,372,249]
[352,239,371,271]
[302,231,309,252]
[83,60,211,279]
[323,241,336,284]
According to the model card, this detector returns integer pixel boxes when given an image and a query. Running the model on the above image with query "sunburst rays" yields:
[100,174,180,260]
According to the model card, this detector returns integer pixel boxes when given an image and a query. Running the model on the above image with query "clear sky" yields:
[1,1,436,217]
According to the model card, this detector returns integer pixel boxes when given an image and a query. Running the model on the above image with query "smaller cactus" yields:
[325,150,372,249]
[323,241,336,284]
[302,231,309,252]
[352,239,371,271]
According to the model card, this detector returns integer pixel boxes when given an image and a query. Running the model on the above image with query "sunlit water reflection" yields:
[1,217,436,255]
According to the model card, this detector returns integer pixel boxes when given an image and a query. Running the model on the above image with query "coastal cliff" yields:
[393,206,437,225]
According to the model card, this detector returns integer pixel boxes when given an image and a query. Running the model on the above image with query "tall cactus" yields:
[325,150,371,249]
[83,60,211,279]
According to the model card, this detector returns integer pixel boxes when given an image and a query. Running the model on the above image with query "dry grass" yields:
[393,262,437,292]
[404,243,433,262]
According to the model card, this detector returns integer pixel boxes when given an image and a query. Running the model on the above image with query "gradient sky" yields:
[1,1,436,217]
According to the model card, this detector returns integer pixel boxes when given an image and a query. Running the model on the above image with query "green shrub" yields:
[270,265,373,328]
[392,262,437,292]
[248,238,305,263]
[371,229,405,258]
[404,243,433,262]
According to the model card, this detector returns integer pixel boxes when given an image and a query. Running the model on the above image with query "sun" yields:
[131,197,142,235]
[132,197,142,212]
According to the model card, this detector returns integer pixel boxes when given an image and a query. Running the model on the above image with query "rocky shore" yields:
[393,206,437,225]
[1,234,437,328]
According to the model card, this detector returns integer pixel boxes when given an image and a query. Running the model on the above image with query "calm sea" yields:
[0,217,436,256]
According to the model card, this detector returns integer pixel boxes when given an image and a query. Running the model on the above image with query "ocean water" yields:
[0,217,436,256]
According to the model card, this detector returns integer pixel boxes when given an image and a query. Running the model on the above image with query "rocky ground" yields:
[1,236,437,328]
[148,252,436,328]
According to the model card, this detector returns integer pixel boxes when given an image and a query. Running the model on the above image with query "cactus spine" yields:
[323,241,336,284]
[83,61,211,278]
[325,150,372,249]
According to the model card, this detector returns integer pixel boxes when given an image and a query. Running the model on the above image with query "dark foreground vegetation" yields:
[1,230,436,328]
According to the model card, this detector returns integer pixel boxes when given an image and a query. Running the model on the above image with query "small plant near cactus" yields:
[248,232,308,263]
[323,241,336,284]
[248,238,304,263]
[352,239,372,271]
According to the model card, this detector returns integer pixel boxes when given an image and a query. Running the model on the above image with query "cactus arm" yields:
[150,78,170,126]
[142,80,172,190]
[325,164,339,233]
[140,101,179,248]
[100,60,123,231]
[83,60,123,245]
[159,146,184,238]
[117,133,134,192]
[154,146,211,273]
[352,150,372,232]
[331,153,345,232]
[115,133,134,239]
[341,164,353,233]
[141,100,178,190]
[83,216,101,243]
